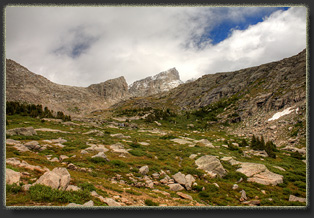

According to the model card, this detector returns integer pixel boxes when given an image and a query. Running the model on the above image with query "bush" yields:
[29,184,91,204]
[78,182,96,192]
[110,160,128,168]
[6,183,22,194]
[129,149,146,157]
[144,199,159,206]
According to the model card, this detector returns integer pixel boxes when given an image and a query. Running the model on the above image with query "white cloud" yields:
[5,6,307,87]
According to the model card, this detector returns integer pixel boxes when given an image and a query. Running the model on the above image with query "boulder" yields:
[59,155,69,162]
[168,183,185,191]
[195,155,227,177]
[24,141,41,150]
[6,168,21,185]
[67,200,94,207]
[7,127,37,136]
[139,165,149,175]
[236,162,267,177]
[34,167,70,190]
[185,174,195,191]
[197,139,214,148]
[236,162,283,186]
[91,152,109,161]
[172,172,186,185]
[177,192,193,200]
[289,195,306,203]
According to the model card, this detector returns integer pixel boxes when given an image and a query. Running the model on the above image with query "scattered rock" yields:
[240,190,247,202]
[7,127,37,136]
[91,152,109,161]
[139,165,149,175]
[289,195,306,203]
[168,183,184,191]
[110,133,131,139]
[110,143,129,154]
[189,154,198,159]
[6,168,21,185]
[197,139,214,148]
[177,192,193,200]
[59,155,69,162]
[83,129,104,136]
[67,200,94,207]
[232,184,239,190]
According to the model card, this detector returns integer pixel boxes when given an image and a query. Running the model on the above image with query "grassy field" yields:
[5,112,307,207]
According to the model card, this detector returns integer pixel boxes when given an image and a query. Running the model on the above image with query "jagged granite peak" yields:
[129,67,183,97]
[87,76,129,102]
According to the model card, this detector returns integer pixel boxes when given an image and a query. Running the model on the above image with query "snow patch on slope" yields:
[268,107,294,121]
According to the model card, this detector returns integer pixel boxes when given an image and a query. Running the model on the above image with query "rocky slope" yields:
[129,68,183,97]
[6,61,183,116]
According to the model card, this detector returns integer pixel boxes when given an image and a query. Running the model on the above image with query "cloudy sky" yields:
[6,6,307,87]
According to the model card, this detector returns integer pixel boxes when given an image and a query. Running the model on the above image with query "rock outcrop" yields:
[129,68,183,97]
[195,155,227,178]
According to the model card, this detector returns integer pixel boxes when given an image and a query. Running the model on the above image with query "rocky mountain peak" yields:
[87,76,129,102]
[129,67,183,97]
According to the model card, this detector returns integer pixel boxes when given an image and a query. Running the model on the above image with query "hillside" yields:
[5,49,307,208]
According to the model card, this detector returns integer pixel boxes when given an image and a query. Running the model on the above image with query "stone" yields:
[232,184,239,190]
[172,172,186,185]
[91,152,109,161]
[59,155,69,162]
[34,167,70,190]
[177,192,193,201]
[195,155,227,177]
[236,162,267,177]
[189,154,198,159]
[6,168,21,185]
[7,127,37,136]
[24,141,41,150]
[236,162,283,186]
[13,144,30,152]
[110,143,129,154]
[197,139,214,148]
[66,185,81,191]
[221,157,233,162]
[168,183,184,191]
[21,184,32,192]
[171,138,193,145]
[102,198,122,206]
[67,200,94,207]
[289,195,306,203]
[83,129,104,136]
[240,190,247,201]
[138,142,150,146]
[81,150,88,154]
[110,133,131,139]
[139,165,149,175]
[51,138,67,144]
[185,174,195,191]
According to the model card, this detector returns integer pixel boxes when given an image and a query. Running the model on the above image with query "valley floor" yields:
[5,113,307,208]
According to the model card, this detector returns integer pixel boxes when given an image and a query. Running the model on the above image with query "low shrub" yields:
[6,183,22,194]
[29,184,91,204]
[144,199,159,206]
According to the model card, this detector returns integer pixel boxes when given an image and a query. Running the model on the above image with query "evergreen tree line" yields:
[250,135,277,158]
[6,101,71,121]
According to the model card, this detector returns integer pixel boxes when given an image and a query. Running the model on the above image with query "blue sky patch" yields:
[199,7,290,46]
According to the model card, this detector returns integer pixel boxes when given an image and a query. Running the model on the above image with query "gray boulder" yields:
[172,172,186,185]
[195,155,227,178]
[34,167,70,190]
[6,168,21,185]
[168,183,184,191]
[7,127,37,136]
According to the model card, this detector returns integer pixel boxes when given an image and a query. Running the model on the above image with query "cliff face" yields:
[129,68,183,97]
[87,76,129,103]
